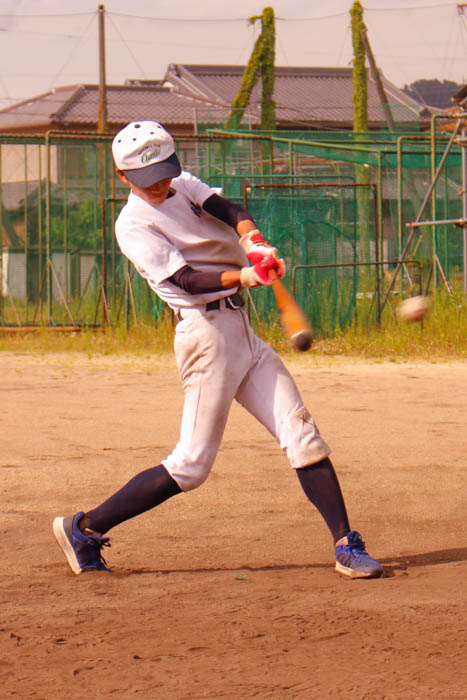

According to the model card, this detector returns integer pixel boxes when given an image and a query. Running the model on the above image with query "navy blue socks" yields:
[80,464,182,534]
[296,457,350,544]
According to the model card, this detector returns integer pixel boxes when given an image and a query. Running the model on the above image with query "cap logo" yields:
[141,146,161,164]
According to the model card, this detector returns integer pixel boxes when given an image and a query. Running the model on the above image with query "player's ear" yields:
[116,168,130,185]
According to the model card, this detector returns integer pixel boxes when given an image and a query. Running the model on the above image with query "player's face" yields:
[116,170,173,206]
[137,177,173,205]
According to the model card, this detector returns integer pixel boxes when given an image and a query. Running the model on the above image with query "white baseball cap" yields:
[112,121,181,188]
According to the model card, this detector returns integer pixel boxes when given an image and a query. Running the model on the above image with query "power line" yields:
[107,12,250,22]
[107,10,350,22]
[106,13,147,80]
[48,13,97,92]
[0,12,93,18]
[366,2,465,11]
[0,29,83,38]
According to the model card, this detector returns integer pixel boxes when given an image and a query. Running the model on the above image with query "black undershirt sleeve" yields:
[202,193,255,229]
[166,195,251,295]
[167,265,225,295]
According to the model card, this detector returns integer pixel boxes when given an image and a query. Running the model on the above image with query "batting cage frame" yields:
[0,121,464,334]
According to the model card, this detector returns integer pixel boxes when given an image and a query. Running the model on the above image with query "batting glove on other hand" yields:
[239,229,279,265]
[240,255,286,288]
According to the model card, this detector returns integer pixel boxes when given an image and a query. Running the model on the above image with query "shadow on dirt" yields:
[380,546,467,577]
[119,547,467,578]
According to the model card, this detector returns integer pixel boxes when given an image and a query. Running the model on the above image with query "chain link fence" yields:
[0,127,464,334]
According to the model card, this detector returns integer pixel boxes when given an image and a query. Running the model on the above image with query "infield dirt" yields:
[1,352,466,699]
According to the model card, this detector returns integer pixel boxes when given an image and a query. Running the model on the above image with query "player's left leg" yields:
[235,332,382,578]
[296,460,382,578]
[234,340,347,538]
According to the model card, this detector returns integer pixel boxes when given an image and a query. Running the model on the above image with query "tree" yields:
[403,79,464,110]
[225,6,276,131]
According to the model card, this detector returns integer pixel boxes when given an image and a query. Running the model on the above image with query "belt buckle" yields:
[227,294,242,310]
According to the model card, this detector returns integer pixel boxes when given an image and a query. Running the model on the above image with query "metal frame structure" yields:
[380,104,467,312]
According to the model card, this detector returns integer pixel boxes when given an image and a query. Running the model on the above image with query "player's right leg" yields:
[53,464,181,574]
[53,309,251,573]
[162,309,254,491]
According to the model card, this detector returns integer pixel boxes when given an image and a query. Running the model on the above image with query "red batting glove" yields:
[240,255,286,288]
[239,229,278,265]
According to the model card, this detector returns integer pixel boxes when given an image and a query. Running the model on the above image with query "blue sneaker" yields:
[335,530,383,579]
[53,511,111,574]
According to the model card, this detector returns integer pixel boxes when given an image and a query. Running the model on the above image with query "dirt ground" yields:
[1,351,466,699]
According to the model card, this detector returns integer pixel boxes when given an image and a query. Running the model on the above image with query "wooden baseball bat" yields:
[269,272,313,351]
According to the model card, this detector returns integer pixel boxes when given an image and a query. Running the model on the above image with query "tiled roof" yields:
[164,64,432,128]
[0,84,228,133]
[0,86,81,131]
[58,85,217,126]
[0,63,433,134]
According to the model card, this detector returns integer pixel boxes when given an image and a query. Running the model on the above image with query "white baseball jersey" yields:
[114,170,331,492]
[115,170,248,310]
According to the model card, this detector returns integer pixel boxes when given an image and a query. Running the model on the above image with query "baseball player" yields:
[53,121,382,580]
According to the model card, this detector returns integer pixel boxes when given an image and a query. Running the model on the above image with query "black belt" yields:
[176,293,244,322]
[206,293,245,311]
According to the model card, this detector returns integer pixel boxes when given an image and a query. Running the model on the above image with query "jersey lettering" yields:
[189,201,202,218]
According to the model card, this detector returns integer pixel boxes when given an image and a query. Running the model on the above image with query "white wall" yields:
[1,251,26,298]
[1,250,98,300]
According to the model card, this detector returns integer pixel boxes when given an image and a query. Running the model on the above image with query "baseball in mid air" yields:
[396,295,430,322]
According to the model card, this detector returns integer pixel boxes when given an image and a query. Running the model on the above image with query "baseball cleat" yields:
[335,530,383,579]
[53,511,111,574]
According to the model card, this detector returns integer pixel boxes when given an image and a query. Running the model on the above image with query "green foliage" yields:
[259,7,276,131]
[350,1,368,133]
[225,6,276,131]
[50,198,99,250]
[350,3,371,252]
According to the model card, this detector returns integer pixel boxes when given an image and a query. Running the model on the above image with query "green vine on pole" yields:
[350,1,368,132]
[350,1,371,258]
[225,6,276,131]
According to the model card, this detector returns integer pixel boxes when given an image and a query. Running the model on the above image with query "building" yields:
[0,63,433,135]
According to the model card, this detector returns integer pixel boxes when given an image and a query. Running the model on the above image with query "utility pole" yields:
[361,27,396,132]
[97,4,108,132]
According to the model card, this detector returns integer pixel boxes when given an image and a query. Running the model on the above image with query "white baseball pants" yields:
[162,304,331,491]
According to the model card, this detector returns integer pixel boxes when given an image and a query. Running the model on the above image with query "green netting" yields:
[209,128,463,169]
[0,127,464,332]
[242,183,376,335]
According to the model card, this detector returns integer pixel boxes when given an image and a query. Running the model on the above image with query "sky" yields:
[0,0,465,110]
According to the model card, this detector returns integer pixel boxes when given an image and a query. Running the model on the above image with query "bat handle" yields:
[268,269,279,282]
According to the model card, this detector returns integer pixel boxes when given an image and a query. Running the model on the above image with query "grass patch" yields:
[0,313,176,357]
[0,291,465,360]
[312,289,467,359]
